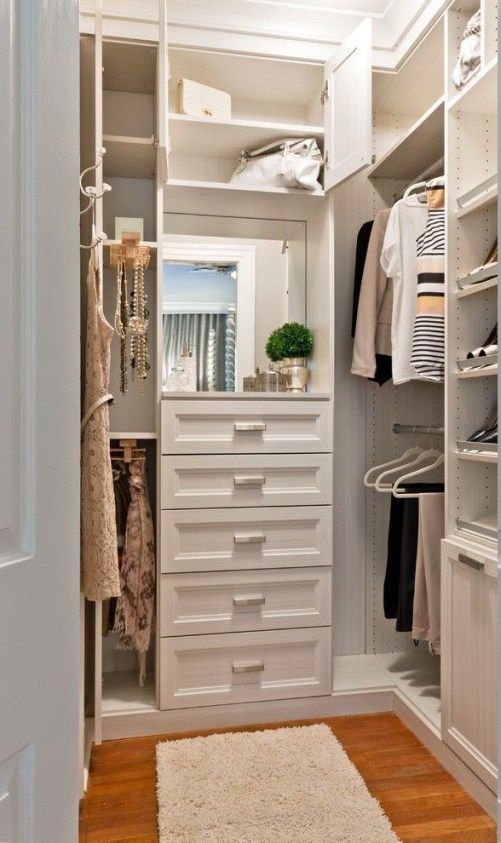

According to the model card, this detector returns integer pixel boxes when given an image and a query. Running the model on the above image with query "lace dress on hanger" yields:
[81,251,121,601]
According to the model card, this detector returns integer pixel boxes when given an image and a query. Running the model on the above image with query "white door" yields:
[323,18,372,191]
[0,2,80,842]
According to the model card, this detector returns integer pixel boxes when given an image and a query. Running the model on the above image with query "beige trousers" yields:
[412,493,444,654]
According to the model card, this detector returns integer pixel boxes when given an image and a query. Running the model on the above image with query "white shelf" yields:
[164,178,325,222]
[455,182,497,219]
[456,449,498,464]
[102,670,156,715]
[448,57,497,115]
[103,134,156,179]
[456,273,498,298]
[162,391,331,401]
[368,97,444,181]
[376,651,441,731]
[168,113,324,159]
[109,431,158,439]
[456,364,497,379]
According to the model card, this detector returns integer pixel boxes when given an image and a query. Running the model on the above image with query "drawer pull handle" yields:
[234,422,266,432]
[232,661,265,673]
[459,553,484,572]
[234,475,266,486]
[234,533,266,544]
[233,595,266,607]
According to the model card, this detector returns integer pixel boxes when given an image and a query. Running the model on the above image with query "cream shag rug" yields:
[156,724,399,842]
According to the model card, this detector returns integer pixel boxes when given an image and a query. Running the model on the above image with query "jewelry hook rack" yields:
[109,231,151,270]
[80,146,111,250]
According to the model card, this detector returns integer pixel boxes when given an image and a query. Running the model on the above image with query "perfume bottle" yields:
[178,343,197,392]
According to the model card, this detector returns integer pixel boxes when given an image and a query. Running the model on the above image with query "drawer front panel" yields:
[160,627,331,709]
[161,399,332,454]
[161,453,332,509]
[160,568,331,635]
[160,506,332,572]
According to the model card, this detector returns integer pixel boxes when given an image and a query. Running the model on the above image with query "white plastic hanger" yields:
[363,447,423,489]
[403,181,427,203]
[374,447,442,494]
[392,452,445,498]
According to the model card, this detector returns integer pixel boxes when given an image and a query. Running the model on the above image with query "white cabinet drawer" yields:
[160,627,331,709]
[161,398,332,455]
[161,453,332,509]
[160,505,332,572]
[160,567,331,636]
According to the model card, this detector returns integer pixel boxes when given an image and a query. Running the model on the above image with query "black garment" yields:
[351,221,374,337]
[384,483,444,631]
[352,220,392,387]
[373,355,392,387]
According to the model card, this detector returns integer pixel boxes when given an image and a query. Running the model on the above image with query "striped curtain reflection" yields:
[163,312,228,391]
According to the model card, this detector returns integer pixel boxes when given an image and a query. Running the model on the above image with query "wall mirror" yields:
[163,214,306,392]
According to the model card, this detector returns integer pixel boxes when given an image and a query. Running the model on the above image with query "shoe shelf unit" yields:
[445,0,498,552]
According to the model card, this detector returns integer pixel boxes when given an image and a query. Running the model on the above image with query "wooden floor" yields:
[80,712,497,842]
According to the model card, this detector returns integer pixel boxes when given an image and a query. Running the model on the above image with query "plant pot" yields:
[285,357,309,393]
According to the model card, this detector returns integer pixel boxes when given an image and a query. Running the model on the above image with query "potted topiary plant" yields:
[265,322,314,392]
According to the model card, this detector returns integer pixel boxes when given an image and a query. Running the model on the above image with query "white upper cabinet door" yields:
[323,18,372,191]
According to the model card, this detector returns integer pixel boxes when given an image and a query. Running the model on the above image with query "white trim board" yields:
[79,0,450,70]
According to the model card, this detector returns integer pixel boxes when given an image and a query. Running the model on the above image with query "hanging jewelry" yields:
[129,253,150,394]
[114,258,130,394]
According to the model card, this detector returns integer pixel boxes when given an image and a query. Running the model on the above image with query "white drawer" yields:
[161,453,332,509]
[160,627,331,709]
[160,567,331,636]
[161,398,332,455]
[160,505,332,573]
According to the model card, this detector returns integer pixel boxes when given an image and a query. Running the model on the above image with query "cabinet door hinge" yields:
[320,81,329,105]
[324,150,329,169]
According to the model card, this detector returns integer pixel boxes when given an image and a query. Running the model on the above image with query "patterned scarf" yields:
[114,460,155,653]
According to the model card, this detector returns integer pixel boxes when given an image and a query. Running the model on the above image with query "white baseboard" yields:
[101,689,394,741]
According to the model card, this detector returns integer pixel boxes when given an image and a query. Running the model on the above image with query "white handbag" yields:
[230,138,323,191]
[177,78,231,120]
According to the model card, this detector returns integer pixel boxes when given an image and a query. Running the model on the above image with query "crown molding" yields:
[80,0,450,70]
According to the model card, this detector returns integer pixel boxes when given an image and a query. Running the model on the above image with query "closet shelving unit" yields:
[80,0,498,817]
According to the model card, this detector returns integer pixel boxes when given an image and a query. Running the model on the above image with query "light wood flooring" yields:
[79,712,497,842]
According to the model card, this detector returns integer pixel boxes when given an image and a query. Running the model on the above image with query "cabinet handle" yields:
[234,475,266,486]
[234,533,266,544]
[232,661,265,673]
[234,422,266,432]
[233,595,266,607]
[458,553,484,572]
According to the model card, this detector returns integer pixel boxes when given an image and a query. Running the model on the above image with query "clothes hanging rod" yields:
[392,157,445,202]
[393,424,444,435]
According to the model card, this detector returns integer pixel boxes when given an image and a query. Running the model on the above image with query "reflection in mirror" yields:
[163,261,238,392]
[163,215,306,393]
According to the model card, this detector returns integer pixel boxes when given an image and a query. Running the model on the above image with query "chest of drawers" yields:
[159,396,333,711]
